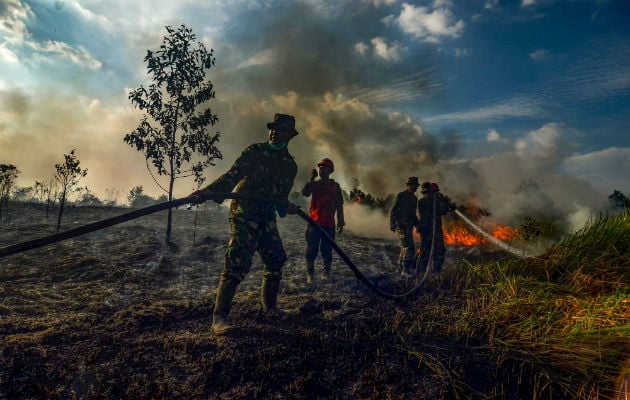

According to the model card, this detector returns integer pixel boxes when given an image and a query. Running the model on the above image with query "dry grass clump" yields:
[441,212,630,399]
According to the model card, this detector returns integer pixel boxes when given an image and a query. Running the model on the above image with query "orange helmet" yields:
[317,158,334,172]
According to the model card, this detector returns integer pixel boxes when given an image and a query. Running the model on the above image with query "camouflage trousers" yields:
[395,227,415,269]
[418,231,446,273]
[221,216,287,282]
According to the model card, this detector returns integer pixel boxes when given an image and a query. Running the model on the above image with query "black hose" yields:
[296,209,430,301]
[0,196,199,258]
[1,194,429,300]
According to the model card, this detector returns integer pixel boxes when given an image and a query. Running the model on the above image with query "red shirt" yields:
[308,180,342,227]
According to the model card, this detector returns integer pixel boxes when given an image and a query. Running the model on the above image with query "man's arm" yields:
[190,146,252,203]
[336,183,345,232]
[301,168,318,197]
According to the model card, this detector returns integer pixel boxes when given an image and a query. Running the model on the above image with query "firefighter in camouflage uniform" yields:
[390,177,420,277]
[416,182,456,274]
[191,113,299,335]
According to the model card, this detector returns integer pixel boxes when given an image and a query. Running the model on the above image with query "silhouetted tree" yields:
[609,190,630,211]
[54,150,87,232]
[127,185,157,208]
[34,179,58,216]
[0,164,19,224]
[124,24,222,243]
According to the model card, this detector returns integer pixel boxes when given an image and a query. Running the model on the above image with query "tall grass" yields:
[448,212,630,399]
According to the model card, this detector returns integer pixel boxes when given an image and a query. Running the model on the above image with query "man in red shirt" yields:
[302,158,345,283]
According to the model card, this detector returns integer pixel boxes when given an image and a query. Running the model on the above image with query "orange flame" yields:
[491,224,519,241]
[444,225,484,245]
[442,222,519,246]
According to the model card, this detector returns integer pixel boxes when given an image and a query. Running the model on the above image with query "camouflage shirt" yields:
[204,142,297,221]
[390,190,419,230]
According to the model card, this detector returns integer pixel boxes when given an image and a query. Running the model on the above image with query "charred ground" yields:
[0,203,591,399]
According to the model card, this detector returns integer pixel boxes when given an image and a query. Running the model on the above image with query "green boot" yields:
[212,276,239,335]
[260,276,283,316]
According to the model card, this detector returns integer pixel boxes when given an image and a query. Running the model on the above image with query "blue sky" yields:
[1,0,629,229]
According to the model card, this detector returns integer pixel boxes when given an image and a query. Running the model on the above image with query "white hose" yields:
[454,209,529,258]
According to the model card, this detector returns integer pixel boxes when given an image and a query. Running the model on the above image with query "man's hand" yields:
[286,202,299,215]
[310,168,318,181]
[337,222,345,233]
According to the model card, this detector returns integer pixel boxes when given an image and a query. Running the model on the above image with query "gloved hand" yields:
[337,222,344,233]
[311,168,318,181]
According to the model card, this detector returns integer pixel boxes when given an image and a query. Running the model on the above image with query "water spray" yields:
[454,209,529,258]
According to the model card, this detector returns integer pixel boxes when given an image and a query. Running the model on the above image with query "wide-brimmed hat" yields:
[267,113,299,137]
[406,177,419,186]
[317,158,334,172]
[420,181,432,193]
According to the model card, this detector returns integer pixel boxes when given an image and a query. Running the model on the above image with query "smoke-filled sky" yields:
[1,0,629,230]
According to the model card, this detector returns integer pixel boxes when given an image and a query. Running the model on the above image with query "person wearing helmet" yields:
[416,181,456,275]
[190,113,300,335]
[302,157,345,283]
[389,177,420,277]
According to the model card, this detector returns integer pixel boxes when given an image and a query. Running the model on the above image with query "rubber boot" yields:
[212,276,239,335]
[322,263,331,281]
[401,259,412,278]
[260,276,283,317]
[306,260,315,284]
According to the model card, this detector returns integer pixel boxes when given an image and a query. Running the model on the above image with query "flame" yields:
[491,224,519,241]
[444,225,484,245]
[443,222,519,246]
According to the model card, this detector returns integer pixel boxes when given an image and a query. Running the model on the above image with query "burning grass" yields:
[0,204,628,399]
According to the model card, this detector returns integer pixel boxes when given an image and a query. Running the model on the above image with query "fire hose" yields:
[0,193,431,301]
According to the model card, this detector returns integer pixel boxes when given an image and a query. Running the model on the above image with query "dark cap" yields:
[420,181,432,193]
[406,177,419,186]
[267,113,299,137]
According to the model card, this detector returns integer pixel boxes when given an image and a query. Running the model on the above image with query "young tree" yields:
[54,150,88,232]
[104,187,121,207]
[0,164,20,224]
[34,179,58,217]
[124,24,222,243]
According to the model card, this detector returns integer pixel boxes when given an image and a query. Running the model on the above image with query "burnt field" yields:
[1,203,628,399]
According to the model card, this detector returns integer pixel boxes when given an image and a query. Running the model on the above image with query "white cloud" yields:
[423,97,544,124]
[487,128,501,142]
[234,48,275,70]
[515,122,569,161]
[563,147,630,195]
[370,36,401,61]
[29,40,102,69]
[395,2,465,43]
[485,0,499,9]
[0,0,32,44]
[529,49,550,60]
[0,42,19,63]
[354,42,369,56]
[521,0,536,7]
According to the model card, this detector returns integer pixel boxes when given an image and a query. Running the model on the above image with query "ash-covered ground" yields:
[0,203,527,399]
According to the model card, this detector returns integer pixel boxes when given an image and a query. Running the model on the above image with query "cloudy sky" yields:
[1,0,629,230]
